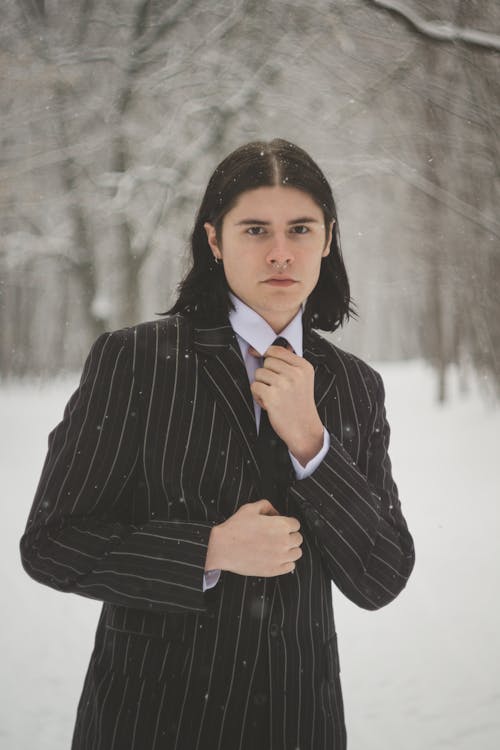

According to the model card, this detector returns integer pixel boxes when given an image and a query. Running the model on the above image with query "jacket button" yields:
[270,623,280,637]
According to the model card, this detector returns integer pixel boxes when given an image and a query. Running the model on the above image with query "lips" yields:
[265,279,296,286]
[263,276,297,285]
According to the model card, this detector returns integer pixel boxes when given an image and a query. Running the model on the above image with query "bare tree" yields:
[1,0,285,371]
[1,0,499,402]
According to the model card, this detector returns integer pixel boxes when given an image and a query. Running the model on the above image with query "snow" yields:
[1,362,499,749]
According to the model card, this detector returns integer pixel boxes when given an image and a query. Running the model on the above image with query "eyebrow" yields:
[235,216,320,226]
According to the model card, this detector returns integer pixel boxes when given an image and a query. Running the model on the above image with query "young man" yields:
[21,139,415,750]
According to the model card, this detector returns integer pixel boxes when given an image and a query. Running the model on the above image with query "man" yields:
[20,138,415,749]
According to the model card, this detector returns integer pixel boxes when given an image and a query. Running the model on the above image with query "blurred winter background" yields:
[1,1,499,748]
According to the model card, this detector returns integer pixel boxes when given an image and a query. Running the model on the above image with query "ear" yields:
[322,220,335,257]
[204,222,222,261]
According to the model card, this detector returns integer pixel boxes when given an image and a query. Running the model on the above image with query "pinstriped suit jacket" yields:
[20,313,415,750]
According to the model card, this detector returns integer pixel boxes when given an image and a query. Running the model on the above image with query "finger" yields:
[286,517,301,532]
[254,367,279,385]
[250,381,281,411]
[289,531,303,548]
[265,343,295,356]
[248,345,262,358]
[261,357,290,375]
[255,499,280,515]
[250,381,266,407]
[264,347,302,367]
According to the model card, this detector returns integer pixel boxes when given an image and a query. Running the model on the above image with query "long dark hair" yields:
[167,138,355,331]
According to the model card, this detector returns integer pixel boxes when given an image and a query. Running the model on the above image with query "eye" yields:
[246,226,266,236]
[290,225,309,234]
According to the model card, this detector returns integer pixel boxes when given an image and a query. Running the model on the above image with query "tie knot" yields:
[248,337,290,359]
[273,337,289,348]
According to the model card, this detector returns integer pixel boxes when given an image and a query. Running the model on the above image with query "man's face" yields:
[204,185,333,332]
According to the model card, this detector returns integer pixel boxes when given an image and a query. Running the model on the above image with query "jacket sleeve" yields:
[20,329,213,614]
[288,370,415,610]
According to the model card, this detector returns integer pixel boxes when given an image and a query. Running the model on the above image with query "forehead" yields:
[227,185,322,220]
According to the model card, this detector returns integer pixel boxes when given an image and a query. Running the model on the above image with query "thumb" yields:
[254,499,279,516]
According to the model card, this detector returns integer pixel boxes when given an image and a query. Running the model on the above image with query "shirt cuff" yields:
[289,426,330,479]
[203,569,222,591]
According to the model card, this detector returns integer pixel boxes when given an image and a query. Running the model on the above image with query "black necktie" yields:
[256,337,292,513]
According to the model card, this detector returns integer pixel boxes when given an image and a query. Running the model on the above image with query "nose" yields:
[266,232,293,266]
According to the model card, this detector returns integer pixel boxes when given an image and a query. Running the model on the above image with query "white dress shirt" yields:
[203,293,330,590]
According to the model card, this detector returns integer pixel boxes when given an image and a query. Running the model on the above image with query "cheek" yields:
[221,254,254,293]
[304,257,323,287]
[224,248,257,273]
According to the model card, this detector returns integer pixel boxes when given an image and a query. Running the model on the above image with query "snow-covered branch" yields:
[130,0,248,76]
[98,166,179,196]
[391,158,500,239]
[133,0,201,56]
[368,0,500,52]
[1,231,82,270]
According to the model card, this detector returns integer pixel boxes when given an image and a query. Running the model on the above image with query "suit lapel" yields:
[303,328,337,410]
[192,323,262,478]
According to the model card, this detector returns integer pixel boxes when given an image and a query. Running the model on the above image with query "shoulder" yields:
[83,315,192,375]
[307,329,384,408]
[92,315,191,354]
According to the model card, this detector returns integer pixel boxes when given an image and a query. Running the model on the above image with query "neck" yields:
[260,308,301,334]
[266,316,295,334]
[228,292,303,334]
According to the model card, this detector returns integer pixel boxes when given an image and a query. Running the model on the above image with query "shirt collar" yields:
[228,292,303,357]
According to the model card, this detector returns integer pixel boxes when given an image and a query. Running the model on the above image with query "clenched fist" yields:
[205,499,303,577]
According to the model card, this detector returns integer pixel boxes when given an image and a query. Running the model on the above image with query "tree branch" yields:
[367,0,500,52]
[133,0,202,56]
[131,0,248,76]
[1,232,82,271]
[390,157,500,239]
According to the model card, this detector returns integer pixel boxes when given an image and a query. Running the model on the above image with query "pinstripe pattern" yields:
[20,313,415,749]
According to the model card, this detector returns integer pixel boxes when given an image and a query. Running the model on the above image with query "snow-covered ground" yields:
[1,361,499,750]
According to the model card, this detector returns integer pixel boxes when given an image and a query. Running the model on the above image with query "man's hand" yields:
[205,499,303,577]
[250,344,324,466]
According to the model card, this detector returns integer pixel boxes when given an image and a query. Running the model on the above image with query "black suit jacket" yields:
[20,314,415,750]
